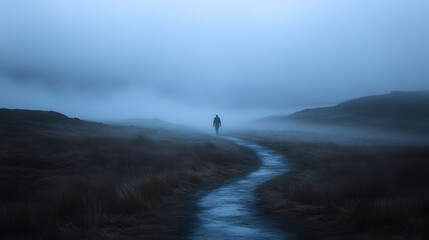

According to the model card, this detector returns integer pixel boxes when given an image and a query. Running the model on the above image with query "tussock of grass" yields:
[255,141,429,239]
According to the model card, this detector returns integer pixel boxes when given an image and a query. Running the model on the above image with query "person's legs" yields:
[215,127,219,135]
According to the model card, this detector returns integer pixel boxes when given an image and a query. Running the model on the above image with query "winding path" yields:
[186,137,295,240]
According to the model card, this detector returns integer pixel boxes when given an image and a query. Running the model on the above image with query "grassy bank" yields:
[0,113,260,239]
[235,131,429,240]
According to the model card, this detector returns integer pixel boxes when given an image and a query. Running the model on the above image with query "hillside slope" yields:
[261,91,429,134]
[109,118,197,132]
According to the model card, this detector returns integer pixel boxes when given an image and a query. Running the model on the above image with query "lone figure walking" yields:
[213,114,221,135]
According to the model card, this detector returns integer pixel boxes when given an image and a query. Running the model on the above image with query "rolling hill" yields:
[108,118,197,132]
[259,91,429,134]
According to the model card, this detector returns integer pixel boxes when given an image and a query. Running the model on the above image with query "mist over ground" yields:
[1,0,429,129]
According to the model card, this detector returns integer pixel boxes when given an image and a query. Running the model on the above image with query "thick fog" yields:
[1,0,429,129]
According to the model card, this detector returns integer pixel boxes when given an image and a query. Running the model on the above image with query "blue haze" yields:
[0,0,428,128]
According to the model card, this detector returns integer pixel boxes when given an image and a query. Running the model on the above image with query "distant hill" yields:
[0,108,110,138]
[0,108,189,142]
[109,118,197,132]
[259,91,429,134]
[0,108,78,124]
[0,109,207,148]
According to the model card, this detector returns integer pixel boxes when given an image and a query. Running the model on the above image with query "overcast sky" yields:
[1,0,429,128]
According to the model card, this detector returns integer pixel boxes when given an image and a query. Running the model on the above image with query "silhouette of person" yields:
[213,114,221,135]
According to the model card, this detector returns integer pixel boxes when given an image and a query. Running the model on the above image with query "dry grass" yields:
[249,138,429,240]
[0,128,259,239]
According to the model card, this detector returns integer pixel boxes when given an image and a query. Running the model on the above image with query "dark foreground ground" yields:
[3,109,428,240]
[0,109,260,239]
[234,130,429,240]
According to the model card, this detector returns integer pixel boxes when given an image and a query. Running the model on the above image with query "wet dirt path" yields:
[186,137,296,240]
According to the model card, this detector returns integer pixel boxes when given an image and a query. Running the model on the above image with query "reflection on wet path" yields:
[186,137,294,240]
